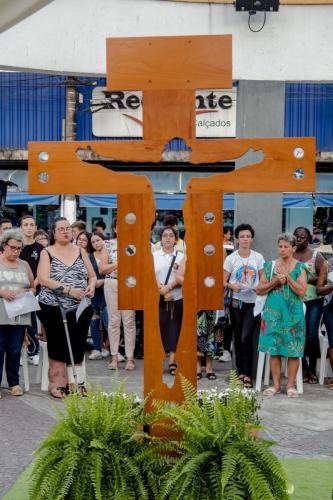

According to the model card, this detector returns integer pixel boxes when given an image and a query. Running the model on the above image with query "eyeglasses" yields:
[56,227,72,233]
[36,236,48,241]
[6,244,22,252]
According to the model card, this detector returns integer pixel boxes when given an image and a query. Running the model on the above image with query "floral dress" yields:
[197,310,225,357]
[258,260,306,357]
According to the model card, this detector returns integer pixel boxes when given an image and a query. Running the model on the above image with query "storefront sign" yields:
[91,87,236,138]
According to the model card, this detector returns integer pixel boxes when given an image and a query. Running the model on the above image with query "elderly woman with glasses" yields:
[0,229,35,398]
[257,233,307,398]
[37,217,96,398]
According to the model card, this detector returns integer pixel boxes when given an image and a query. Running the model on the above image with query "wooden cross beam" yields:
[28,35,315,413]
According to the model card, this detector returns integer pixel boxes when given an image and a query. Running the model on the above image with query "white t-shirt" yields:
[153,249,184,301]
[224,250,265,303]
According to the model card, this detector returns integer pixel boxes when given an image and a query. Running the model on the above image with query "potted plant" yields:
[155,373,291,500]
[29,388,160,500]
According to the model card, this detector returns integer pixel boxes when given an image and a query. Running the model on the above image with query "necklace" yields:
[238,251,251,278]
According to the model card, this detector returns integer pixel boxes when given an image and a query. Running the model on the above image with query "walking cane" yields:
[53,286,78,389]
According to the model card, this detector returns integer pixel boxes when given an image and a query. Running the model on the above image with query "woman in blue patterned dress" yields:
[257,233,307,398]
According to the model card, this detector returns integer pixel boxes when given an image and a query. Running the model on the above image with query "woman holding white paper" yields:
[37,217,96,398]
[0,229,35,398]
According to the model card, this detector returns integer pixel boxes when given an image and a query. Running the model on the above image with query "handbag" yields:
[253,260,275,317]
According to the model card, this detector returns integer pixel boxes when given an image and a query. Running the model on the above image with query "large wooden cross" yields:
[28,35,315,411]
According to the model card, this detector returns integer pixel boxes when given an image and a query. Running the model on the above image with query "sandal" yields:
[10,385,24,397]
[263,386,281,396]
[125,359,136,371]
[50,386,67,399]
[168,363,178,376]
[286,387,299,398]
[78,383,87,397]
[108,356,118,370]
[238,374,245,382]
[206,372,217,380]
[197,372,203,380]
[308,373,319,384]
[243,377,253,389]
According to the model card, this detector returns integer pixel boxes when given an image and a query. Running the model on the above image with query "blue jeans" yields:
[322,304,333,348]
[304,298,323,373]
[0,325,26,387]
[90,305,108,351]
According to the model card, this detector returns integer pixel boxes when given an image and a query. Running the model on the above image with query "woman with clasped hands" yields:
[256,233,307,398]
[37,217,96,398]
[0,229,35,398]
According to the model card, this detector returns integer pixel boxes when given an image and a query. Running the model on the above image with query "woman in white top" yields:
[99,217,136,371]
[224,223,265,388]
[153,226,185,376]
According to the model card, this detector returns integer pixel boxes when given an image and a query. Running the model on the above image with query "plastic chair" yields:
[36,340,49,391]
[256,351,303,394]
[319,326,331,385]
[36,341,87,391]
[21,344,30,392]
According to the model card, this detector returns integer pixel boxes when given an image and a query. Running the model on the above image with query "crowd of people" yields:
[0,212,332,400]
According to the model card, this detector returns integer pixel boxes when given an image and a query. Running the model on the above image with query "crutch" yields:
[53,287,78,389]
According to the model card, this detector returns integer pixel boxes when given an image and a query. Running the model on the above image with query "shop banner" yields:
[91,87,236,138]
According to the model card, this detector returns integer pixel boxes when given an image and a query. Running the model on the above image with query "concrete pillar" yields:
[235,81,285,260]
[62,77,77,222]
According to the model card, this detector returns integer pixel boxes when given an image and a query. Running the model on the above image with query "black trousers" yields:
[230,303,260,378]
[159,298,183,353]
[37,303,93,364]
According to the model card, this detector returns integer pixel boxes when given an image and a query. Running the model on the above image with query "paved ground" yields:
[1,356,333,497]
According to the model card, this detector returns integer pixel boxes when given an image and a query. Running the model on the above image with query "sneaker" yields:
[118,353,126,363]
[88,350,103,360]
[10,385,24,396]
[28,354,39,366]
[219,351,232,363]
[101,348,110,358]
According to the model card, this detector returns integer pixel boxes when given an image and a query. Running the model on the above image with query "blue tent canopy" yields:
[79,193,313,210]
[6,192,60,205]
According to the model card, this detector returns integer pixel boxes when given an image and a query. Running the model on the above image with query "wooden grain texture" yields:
[117,194,146,310]
[143,90,196,140]
[106,35,232,90]
[191,192,224,310]
[29,34,316,422]
[29,137,315,195]
[188,137,315,193]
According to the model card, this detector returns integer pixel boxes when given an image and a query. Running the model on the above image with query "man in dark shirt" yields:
[20,215,43,364]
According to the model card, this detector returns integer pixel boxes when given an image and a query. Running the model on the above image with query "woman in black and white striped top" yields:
[37,217,96,398]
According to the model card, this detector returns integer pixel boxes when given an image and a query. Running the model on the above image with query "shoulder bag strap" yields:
[164,251,177,286]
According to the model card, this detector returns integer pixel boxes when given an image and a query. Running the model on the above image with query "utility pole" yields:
[60,76,77,222]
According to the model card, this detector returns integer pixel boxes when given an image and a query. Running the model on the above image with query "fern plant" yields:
[156,372,291,500]
[29,387,162,500]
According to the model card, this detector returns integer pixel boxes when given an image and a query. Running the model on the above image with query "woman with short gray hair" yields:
[0,229,35,398]
[0,229,24,247]
[256,233,307,397]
